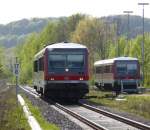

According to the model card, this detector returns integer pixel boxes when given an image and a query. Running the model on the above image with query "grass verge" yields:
[87,89,150,120]
[0,87,31,130]
[23,95,59,130]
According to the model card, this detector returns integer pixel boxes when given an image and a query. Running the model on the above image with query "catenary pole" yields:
[138,2,149,86]
[123,11,133,56]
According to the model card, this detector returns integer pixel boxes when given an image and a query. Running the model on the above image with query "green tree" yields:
[71,17,115,75]
[130,33,150,86]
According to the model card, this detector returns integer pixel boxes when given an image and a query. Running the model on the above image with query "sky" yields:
[0,0,150,24]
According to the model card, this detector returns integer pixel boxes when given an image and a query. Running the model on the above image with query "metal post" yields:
[15,57,19,105]
[123,11,133,56]
[138,3,149,86]
[116,18,120,57]
[121,80,123,94]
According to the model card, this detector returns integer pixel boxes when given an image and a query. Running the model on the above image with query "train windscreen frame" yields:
[48,50,85,73]
[116,61,138,76]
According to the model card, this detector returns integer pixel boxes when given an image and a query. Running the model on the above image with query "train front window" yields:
[116,63,126,75]
[67,55,84,68]
[48,54,84,70]
[127,63,137,75]
[49,55,66,68]
[116,61,138,76]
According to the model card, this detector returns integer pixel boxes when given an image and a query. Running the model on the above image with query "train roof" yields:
[34,42,87,59]
[46,42,87,49]
[94,57,138,66]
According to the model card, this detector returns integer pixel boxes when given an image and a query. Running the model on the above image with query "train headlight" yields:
[79,77,83,80]
[50,78,54,80]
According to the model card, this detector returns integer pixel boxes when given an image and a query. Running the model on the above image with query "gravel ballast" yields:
[20,86,150,129]
[20,88,84,130]
[80,99,150,126]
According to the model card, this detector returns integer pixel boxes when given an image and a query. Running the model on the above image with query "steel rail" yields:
[55,103,108,130]
[20,87,106,130]
[20,86,150,130]
[20,86,108,130]
[80,103,150,130]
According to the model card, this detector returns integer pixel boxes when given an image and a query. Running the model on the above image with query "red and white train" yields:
[94,57,140,93]
[33,42,89,100]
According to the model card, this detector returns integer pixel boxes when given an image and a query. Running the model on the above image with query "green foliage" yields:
[1,15,150,48]
[16,33,38,84]
[71,17,116,60]
[15,14,150,87]
[16,14,87,84]
[67,13,86,38]
[0,88,31,130]
[118,36,127,56]
[0,46,13,79]
[130,33,150,86]
[0,18,55,47]
[71,17,115,75]
[0,47,4,72]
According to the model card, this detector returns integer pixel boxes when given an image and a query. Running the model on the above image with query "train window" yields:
[96,66,102,73]
[39,57,44,71]
[96,65,112,74]
[116,62,127,75]
[102,66,105,73]
[105,66,110,73]
[102,66,108,73]
[116,61,138,76]
[34,60,38,72]
[107,65,112,73]
[127,63,137,75]
[67,55,84,68]
[102,65,112,73]
[109,65,112,73]
[49,55,66,68]
[96,67,99,73]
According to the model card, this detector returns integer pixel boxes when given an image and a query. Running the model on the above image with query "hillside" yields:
[0,15,150,48]
[102,15,150,38]
[0,17,58,47]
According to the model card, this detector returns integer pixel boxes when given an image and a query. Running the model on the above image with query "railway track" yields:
[55,103,107,130]
[57,103,141,130]
[79,103,150,130]
[21,86,150,130]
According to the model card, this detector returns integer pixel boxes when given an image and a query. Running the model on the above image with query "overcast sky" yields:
[0,0,149,24]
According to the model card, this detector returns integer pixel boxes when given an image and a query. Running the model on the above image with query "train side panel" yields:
[33,52,46,94]
[95,63,114,90]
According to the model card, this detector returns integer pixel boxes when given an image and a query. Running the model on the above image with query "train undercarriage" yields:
[95,80,139,94]
[34,83,89,100]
